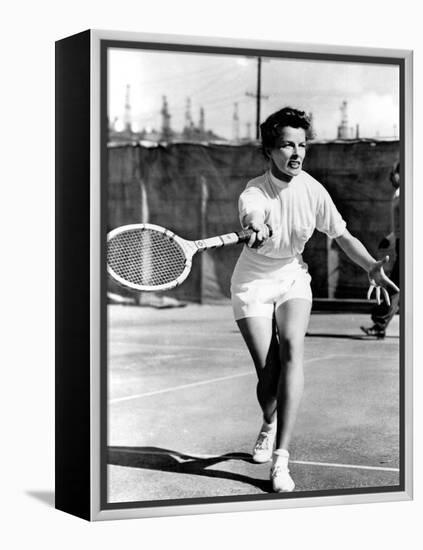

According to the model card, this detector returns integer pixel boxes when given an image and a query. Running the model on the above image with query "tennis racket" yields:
[107,223,256,292]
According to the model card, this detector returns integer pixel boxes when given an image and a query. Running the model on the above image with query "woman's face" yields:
[268,126,307,181]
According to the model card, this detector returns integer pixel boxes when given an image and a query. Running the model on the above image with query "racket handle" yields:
[195,225,273,250]
[236,225,273,243]
[236,228,254,242]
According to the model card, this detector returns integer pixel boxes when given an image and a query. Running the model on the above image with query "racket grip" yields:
[236,225,273,243]
[236,228,254,243]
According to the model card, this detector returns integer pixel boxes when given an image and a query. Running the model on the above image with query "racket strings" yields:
[107,228,187,288]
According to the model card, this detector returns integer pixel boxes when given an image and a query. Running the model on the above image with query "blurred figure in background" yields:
[361,162,400,338]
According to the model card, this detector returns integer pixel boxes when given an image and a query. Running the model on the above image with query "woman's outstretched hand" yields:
[246,222,272,248]
[367,255,400,305]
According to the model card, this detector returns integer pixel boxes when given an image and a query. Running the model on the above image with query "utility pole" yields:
[256,56,262,139]
[246,56,269,139]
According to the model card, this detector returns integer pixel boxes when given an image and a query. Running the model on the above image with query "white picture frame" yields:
[55,29,413,521]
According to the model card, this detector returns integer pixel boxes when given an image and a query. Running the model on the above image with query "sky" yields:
[108,47,400,141]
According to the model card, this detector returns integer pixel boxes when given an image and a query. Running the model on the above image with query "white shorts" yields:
[230,247,312,320]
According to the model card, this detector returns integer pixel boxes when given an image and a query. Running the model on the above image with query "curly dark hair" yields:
[260,107,311,158]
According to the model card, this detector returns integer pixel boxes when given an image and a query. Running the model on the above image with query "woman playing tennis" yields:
[230,107,399,492]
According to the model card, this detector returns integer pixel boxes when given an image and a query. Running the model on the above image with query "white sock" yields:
[261,418,276,434]
[273,449,289,464]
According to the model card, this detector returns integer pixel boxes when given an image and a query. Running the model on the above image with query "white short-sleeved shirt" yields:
[238,170,346,259]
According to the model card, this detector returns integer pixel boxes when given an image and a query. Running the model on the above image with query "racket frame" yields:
[107,223,197,292]
[107,223,253,292]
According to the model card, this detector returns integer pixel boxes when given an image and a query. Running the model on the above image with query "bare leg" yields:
[236,316,281,424]
[274,299,312,451]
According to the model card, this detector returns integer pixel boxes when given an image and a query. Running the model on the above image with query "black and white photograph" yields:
[4,0,422,546]
[102,36,407,510]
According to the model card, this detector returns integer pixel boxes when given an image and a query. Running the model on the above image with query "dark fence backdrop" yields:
[107,140,399,304]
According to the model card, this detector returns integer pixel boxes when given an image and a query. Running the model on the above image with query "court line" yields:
[112,354,200,363]
[113,341,396,357]
[112,342,245,353]
[109,355,336,404]
[112,342,396,361]
[109,371,252,403]
[109,352,398,404]
[290,459,399,473]
[109,448,399,473]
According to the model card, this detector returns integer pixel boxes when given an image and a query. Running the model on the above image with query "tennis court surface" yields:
[107,303,400,503]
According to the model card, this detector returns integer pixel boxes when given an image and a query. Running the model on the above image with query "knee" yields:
[279,334,304,363]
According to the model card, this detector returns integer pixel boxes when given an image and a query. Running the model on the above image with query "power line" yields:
[131,61,229,88]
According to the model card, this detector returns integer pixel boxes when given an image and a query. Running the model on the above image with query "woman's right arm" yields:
[241,210,271,248]
[239,185,271,248]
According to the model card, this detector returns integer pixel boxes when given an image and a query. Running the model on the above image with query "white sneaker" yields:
[271,452,295,492]
[252,430,275,463]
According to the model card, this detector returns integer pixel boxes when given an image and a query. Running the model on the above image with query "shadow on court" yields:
[108,446,270,492]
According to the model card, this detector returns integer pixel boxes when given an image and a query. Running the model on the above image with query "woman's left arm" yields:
[335,229,400,305]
